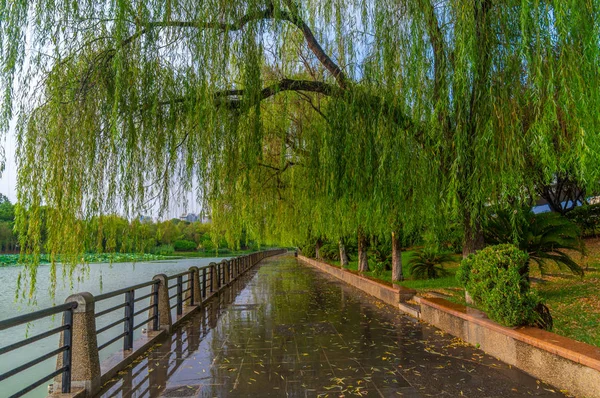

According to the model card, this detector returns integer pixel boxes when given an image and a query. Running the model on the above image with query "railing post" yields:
[209,262,218,293]
[176,275,183,316]
[124,290,135,351]
[188,266,201,305]
[151,274,172,333]
[54,292,101,396]
[202,267,207,298]
[222,260,230,284]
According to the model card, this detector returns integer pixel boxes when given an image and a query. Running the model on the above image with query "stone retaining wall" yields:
[418,297,600,398]
[298,255,600,398]
[298,255,414,306]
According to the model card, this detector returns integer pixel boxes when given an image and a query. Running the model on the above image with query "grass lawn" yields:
[315,240,600,348]
[535,269,600,347]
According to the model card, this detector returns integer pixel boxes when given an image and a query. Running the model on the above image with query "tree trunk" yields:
[462,213,484,304]
[391,231,403,281]
[339,240,349,268]
[462,214,484,258]
[315,238,322,259]
[358,229,369,272]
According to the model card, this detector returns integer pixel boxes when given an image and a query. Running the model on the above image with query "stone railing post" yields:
[222,260,230,284]
[54,292,101,396]
[209,262,218,292]
[189,266,201,305]
[151,274,172,333]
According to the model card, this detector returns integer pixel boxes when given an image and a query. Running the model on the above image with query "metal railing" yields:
[167,270,194,316]
[0,248,285,397]
[95,280,159,352]
[0,302,77,398]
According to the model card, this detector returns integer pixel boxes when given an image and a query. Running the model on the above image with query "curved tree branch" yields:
[158,77,414,133]
[157,79,340,110]
[215,78,341,110]
[420,0,446,104]
[122,4,349,89]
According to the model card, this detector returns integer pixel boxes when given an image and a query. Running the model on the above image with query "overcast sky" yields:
[0,128,17,203]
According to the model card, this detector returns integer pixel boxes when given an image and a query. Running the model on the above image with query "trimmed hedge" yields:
[457,244,545,328]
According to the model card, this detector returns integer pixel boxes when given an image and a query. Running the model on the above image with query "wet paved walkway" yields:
[100,255,565,397]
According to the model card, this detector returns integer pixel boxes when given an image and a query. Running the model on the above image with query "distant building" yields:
[180,213,199,223]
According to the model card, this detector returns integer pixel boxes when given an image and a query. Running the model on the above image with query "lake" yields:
[0,257,229,397]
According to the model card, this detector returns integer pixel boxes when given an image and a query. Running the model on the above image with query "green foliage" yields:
[153,244,175,256]
[432,223,464,254]
[407,247,453,280]
[173,239,197,252]
[370,256,386,277]
[319,241,340,261]
[0,195,15,222]
[369,237,392,271]
[485,210,584,276]
[0,253,168,267]
[566,204,600,237]
[2,1,600,296]
[457,244,545,328]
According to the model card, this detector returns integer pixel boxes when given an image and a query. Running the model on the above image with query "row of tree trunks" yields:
[313,230,404,282]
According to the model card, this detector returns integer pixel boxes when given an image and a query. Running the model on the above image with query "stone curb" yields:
[298,255,600,398]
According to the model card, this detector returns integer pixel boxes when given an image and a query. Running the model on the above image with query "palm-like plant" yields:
[484,210,584,276]
[407,247,454,279]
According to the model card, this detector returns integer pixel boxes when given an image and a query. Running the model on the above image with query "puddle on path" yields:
[99,255,566,397]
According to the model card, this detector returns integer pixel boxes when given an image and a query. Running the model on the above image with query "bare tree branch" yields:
[122,4,349,89]
[159,78,341,110]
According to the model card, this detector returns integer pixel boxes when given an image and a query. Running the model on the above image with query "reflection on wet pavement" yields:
[99,255,565,397]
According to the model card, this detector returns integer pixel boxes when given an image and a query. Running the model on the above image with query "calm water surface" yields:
[0,257,228,397]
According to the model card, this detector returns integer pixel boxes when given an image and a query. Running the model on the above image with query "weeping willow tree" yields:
[1,0,599,298]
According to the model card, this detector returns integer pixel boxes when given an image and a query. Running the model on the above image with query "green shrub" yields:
[367,252,387,276]
[485,209,584,276]
[153,244,174,255]
[566,203,600,237]
[407,247,453,279]
[370,238,392,270]
[319,241,340,261]
[423,223,464,254]
[173,239,197,252]
[457,244,548,328]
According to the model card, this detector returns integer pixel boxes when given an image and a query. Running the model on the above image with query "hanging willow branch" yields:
[1,0,598,298]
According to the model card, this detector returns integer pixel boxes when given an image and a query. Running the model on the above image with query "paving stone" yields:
[99,256,567,397]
